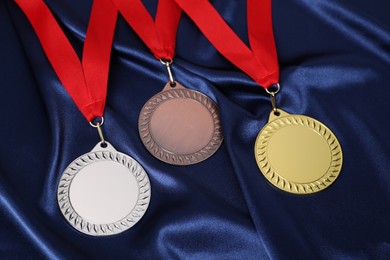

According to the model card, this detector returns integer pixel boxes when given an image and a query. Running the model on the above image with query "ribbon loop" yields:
[15,0,118,121]
[173,0,279,89]
[111,0,181,60]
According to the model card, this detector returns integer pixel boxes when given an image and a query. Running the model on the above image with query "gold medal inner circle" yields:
[267,124,331,183]
[149,98,214,154]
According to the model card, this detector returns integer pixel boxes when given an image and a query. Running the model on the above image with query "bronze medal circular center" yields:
[150,98,214,154]
[139,82,223,165]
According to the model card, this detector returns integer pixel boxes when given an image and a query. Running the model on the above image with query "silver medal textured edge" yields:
[139,85,223,165]
[57,142,151,236]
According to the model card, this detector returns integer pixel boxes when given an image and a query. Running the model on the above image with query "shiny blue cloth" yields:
[1,0,390,259]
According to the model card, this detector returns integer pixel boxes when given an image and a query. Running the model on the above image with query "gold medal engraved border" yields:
[255,114,342,194]
[57,148,151,236]
[139,86,223,165]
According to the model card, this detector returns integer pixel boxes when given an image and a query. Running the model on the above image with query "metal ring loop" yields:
[159,59,173,66]
[89,117,104,128]
[160,59,175,84]
[265,83,280,95]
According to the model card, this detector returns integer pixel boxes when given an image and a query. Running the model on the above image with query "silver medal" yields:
[57,142,151,236]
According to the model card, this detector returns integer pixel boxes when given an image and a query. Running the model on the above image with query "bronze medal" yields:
[139,81,223,165]
[255,109,343,194]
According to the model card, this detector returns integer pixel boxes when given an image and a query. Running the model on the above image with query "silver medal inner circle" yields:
[69,160,139,224]
[57,142,151,236]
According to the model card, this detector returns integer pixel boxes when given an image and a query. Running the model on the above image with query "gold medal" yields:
[255,109,343,194]
[254,86,342,194]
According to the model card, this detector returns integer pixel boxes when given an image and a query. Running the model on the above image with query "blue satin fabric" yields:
[1,0,390,259]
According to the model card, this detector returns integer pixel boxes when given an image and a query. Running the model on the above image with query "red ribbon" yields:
[14,0,118,121]
[173,0,279,89]
[111,0,181,60]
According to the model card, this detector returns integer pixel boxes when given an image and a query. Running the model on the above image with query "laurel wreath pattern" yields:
[139,87,223,165]
[255,114,343,194]
[57,149,151,236]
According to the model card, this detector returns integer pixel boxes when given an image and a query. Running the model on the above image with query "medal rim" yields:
[138,82,223,165]
[57,142,151,236]
[254,110,343,194]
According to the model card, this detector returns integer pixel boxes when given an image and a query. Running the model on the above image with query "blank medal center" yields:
[150,98,214,154]
[268,124,331,183]
[69,161,138,224]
